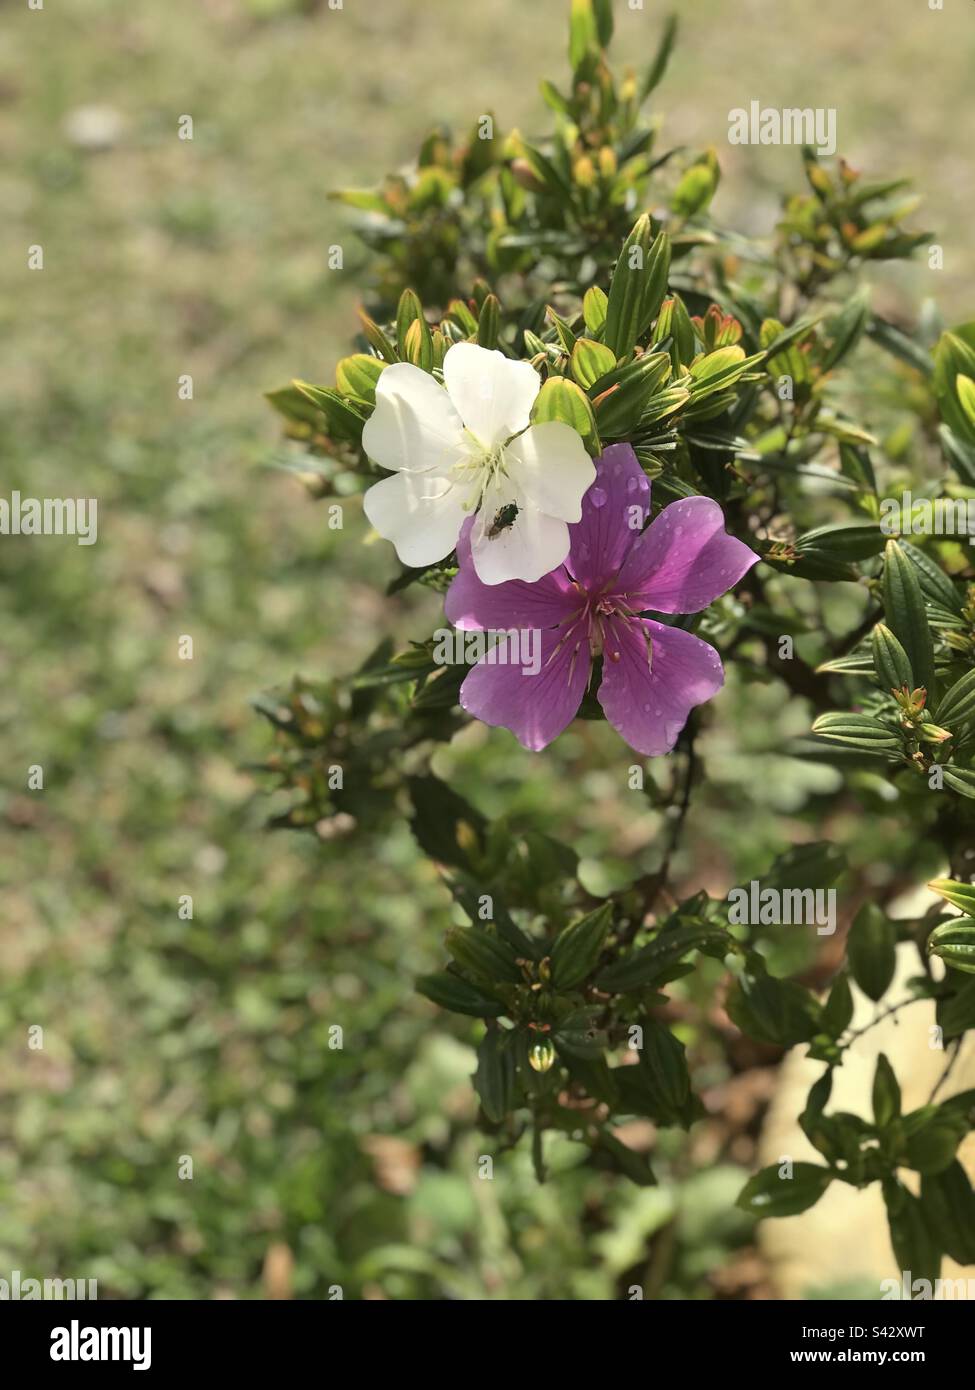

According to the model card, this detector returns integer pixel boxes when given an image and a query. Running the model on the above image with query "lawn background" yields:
[1,0,973,1299]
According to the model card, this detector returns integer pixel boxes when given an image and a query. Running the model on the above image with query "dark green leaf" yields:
[737,1163,834,1218]
[847,903,897,1002]
[882,540,935,696]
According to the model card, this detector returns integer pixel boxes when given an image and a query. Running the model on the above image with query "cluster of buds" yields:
[891,685,952,759]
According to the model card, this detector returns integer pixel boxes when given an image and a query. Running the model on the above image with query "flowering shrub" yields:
[261,2,975,1283]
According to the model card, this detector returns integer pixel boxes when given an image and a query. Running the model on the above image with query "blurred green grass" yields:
[0,0,972,1299]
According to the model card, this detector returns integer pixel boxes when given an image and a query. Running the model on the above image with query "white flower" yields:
[361,342,596,585]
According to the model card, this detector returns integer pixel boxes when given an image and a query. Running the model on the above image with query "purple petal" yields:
[615,496,759,614]
[459,620,591,751]
[597,617,725,756]
[566,444,650,592]
[445,518,579,631]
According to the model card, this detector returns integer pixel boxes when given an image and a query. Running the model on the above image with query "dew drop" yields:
[590,487,607,508]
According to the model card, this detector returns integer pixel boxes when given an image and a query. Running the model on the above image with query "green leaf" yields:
[335,352,386,404]
[934,668,975,732]
[902,1109,965,1175]
[940,424,975,487]
[569,0,599,73]
[514,138,575,206]
[265,384,329,430]
[445,297,479,337]
[604,215,652,357]
[794,522,886,562]
[653,294,697,366]
[561,1052,618,1106]
[920,1161,975,1265]
[640,14,678,102]
[846,903,897,1002]
[637,1020,693,1126]
[933,1088,975,1128]
[407,775,485,871]
[883,1180,942,1287]
[546,305,578,355]
[933,330,975,444]
[926,917,975,976]
[956,374,975,429]
[928,878,975,916]
[396,288,424,358]
[445,927,523,985]
[477,294,501,350]
[726,972,820,1047]
[761,841,847,894]
[357,308,399,362]
[329,187,388,213]
[737,1162,834,1218]
[872,1053,901,1129]
[474,1029,515,1122]
[531,376,599,452]
[592,1129,657,1186]
[570,338,617,389]
[802,1067,834,1121]
[592,0,613,47]
[550,903,613,990]
[604,219,670,358]
[590,350,671,437]
[898,538,961,614]
[872,623,914,693]
[838,442,878,494]
[817,649,875,677]
[688,346,765,402]
[671,159,717,219]
[403,316,434,370]
[938,975,975,1037]
[868,314,934,377]
[821,286,871,370]
[446,872,539,960]
[942,765,975,799]
[539,79,572,120]
[821,973,854,1038]
[881,540,936,696]
[597,924,729,993]
[292,381,366,442]
[416,970,504,1018]
[582,286,608,336]
[639,385,689,423]
[810,712,901,752]
[552,1007,604,1060]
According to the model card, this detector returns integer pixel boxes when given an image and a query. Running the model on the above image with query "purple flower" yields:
[444,443,760,755]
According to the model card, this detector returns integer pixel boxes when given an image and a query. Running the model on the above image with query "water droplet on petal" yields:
[590,487,607,508]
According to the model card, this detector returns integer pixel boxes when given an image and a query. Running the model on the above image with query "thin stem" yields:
[842,995,926,1044]
[928,1038,963,1104]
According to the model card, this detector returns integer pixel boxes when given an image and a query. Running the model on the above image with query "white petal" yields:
[442,342,540,448]
[362,362,465,475]
[470,474,570,585]
[363,471,469,567]
[503,421,596,523]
